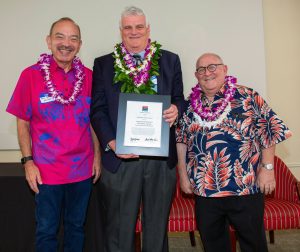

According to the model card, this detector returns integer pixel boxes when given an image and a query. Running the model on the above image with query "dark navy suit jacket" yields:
[90,50,184,173]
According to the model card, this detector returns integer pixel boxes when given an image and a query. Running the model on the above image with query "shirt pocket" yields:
[222,111,255,146]
[37,96,64,122]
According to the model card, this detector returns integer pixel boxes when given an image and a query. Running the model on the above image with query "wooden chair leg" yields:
[189,231,196,247]
[135,232,141,252]
[229,228,237,252]
[269,230,275,244]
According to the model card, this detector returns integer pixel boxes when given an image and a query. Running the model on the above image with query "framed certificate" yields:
[116,93,171,157]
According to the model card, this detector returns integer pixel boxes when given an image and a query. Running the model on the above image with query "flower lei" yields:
[113,39,161,94]
[38,53,85,105]
[190,76,237,126]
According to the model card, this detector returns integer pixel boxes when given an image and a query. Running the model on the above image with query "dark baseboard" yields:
[0,162,24,176]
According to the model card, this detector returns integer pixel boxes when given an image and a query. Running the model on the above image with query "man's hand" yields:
[24,160,42,193]
[256,145,276,195]
[90,125,101,183]
[179,172,193,194]
[256,167,276,195]
[17,118,42,192]
[176,143,192,194]
[108,140,139,159]
[163,104,178,127]
[92,154,101,184]
[116,153,139,159]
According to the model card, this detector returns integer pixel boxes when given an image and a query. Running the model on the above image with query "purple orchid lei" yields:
[38,53,85,105]
[113,39,161,94]
[190,76,237,121]
[120,39,152,87]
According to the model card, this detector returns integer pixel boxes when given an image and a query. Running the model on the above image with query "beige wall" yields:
[0,0,267,149]
[263,0,300,178]
[1,0,300,179]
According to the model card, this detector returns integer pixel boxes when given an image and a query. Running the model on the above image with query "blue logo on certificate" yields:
[142,105,148,112]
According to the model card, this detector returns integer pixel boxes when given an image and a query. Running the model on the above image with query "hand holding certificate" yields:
[116,93,171,157]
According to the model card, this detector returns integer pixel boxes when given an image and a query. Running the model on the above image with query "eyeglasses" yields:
[196,64,223,75]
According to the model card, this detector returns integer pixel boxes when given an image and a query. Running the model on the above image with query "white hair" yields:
[119,6,148,28]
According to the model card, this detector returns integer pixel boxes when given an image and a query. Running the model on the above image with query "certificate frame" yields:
[116,93,171,157]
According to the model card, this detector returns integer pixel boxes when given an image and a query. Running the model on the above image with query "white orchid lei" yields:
[113,39,161,94]
[190,76,237,128]
[38,53,85,105]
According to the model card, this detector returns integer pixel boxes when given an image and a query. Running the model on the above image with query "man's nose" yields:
[64,38,71,45]
[131,27,137,34]
[203,67,211,75]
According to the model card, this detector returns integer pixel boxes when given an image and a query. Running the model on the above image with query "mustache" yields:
[58,45,74,51]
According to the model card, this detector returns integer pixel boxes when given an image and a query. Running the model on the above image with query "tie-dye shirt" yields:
[7,57,94,185]
[176,85,292,197]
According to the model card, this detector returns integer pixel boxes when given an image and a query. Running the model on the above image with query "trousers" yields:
[99,158,176,252]
[35,178,92,252]
[195,193,268,252]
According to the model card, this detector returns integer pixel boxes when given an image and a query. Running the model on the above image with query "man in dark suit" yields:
[90,6,184,252]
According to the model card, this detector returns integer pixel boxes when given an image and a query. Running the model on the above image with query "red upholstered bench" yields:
[167,177,197,244]
[230,156,300,251]
[264,156,300,243]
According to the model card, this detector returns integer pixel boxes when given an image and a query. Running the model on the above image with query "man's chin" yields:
[58,51,74,57]
[53,55,74,65]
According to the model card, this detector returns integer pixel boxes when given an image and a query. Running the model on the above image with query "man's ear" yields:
[147,24,150,34]
[46,35,51,50]
[223,65,228,75]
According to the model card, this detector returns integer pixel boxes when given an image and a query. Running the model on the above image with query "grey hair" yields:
[119,6,148,28]
[196,53,224,68]
[49,17,81,39]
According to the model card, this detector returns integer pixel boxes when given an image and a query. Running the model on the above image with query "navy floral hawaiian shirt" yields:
[176,85,292,197]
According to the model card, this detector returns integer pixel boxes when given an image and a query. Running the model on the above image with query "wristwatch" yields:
[262,163,274,170]
[21,156,33,165]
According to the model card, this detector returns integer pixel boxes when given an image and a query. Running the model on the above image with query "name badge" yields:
[151,76,158,92]
[40,93,55,103]
[151,76,157,84]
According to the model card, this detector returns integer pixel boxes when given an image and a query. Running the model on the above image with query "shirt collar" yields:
[131,50,146,59]
[199,82,226,104]
[217,82,227,97]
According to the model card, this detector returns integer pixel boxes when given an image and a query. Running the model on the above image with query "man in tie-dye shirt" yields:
[6,17,101,252]
[176,53,291,252]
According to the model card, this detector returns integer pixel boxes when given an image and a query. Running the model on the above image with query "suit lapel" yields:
[157,56,163,94]
[109,54,123,92]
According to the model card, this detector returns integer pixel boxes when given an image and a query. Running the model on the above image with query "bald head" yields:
[196,53,224,70]
[194,52,228,98]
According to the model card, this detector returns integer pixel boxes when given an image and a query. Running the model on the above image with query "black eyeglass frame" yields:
[196,64,224,75]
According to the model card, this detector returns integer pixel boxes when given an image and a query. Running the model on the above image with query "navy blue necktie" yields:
[133,54,142,66]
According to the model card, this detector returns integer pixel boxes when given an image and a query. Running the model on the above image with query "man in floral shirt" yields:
[176,53,291,252]
[6,18,101,251]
